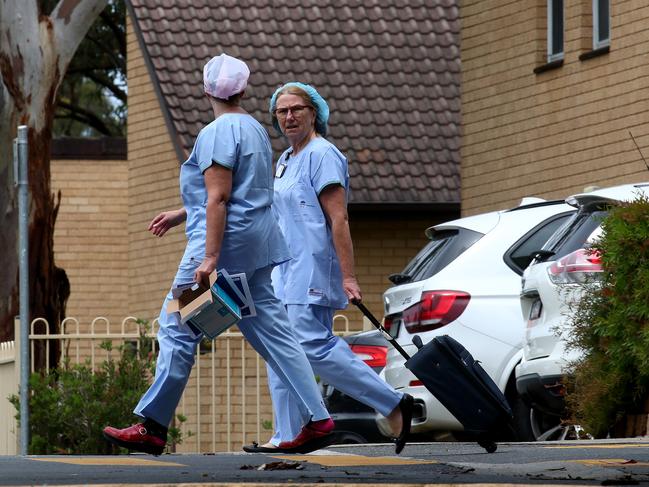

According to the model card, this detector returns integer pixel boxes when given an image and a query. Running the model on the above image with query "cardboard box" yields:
[167,271,241,339]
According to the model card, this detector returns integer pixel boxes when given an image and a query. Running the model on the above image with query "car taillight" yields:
[350,344,387,368]
[548,248,603,284]
[403,290,470,334]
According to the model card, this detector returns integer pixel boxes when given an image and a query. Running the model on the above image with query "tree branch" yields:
[82,70,126,102]
[0,1,40,52]
[0,1,40,113]
[50,0,109,71]
[99,8,125,59]
[84,32,124,72]
[56,99,111,135]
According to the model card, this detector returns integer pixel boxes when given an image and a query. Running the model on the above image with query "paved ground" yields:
[0,438,647,486]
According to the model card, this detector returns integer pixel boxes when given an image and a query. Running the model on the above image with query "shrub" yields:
[565,195,649,437]
[10,328,189,454]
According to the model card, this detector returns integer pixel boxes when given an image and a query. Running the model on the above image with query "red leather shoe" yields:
[277,418,336,453]
[103,423,166,455]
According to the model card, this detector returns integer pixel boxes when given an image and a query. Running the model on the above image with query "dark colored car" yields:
[320,329,392,444]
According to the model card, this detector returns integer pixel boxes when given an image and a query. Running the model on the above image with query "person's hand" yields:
[148,209,185,237]
[194,256,217,288]
[343,277,362,303]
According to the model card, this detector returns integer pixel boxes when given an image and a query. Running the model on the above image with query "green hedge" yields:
[565,196,649,437]
[10,330,188,454]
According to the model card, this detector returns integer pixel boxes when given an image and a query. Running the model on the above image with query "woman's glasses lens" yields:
[275,105,311,119]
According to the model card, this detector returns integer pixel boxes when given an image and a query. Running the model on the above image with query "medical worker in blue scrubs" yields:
[103,56,334,456]
[247,82,413,455]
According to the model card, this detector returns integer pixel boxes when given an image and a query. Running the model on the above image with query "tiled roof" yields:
[127,0,461,206]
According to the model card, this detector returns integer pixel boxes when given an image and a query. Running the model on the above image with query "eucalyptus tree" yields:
[0,0,108,358]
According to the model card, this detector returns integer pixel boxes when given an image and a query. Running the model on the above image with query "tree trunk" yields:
[0,101,19,344]
[0,0,108,369]
[27,124,71,370]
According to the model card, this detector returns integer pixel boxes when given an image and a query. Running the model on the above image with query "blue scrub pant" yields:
[134,266,329,429]
[266,304,402,445]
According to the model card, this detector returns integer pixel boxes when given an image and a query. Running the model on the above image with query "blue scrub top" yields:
[271,137,349,309]
[179,113,290,275]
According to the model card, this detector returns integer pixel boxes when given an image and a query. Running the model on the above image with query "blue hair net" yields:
[269,82,329,137]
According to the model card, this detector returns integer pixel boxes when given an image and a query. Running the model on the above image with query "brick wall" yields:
[51,158,128,329]
[345,217,436,329]
[127,15,186,320]
[461,0,649,215]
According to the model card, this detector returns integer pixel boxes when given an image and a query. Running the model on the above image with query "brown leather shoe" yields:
[103,423,166,456]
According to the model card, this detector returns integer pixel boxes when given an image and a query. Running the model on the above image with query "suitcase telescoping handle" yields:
[352,300,411,361]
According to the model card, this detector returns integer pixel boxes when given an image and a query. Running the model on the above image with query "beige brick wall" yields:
[461,0,649,215]
[345,217,435,329]
[51,158,129,330]
[127,16,186,320]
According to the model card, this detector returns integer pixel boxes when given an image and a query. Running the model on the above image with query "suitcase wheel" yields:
[477,439,497,453]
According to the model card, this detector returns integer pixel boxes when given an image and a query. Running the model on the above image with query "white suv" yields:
[516,183,649,440]
[376,199,575,441]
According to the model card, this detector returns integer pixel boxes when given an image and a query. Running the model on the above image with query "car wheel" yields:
[507,391,536,441]
[501,375,535,441]
[529,407,565,441]
[529,407,590,441]
[505,376,559,441]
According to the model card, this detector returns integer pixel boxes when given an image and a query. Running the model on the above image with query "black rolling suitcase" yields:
[355,301,513,453]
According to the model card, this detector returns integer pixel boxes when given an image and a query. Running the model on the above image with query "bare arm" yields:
[318,184,362,302]
[194,163,232,287]
[148,208,186,237]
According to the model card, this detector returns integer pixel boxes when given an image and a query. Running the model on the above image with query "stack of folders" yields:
[168,269,256,339]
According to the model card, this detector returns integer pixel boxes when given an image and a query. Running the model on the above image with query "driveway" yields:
[0,438,647,485]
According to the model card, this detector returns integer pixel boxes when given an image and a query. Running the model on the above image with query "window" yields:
[504,212,574,274]
[390,228,483,284]
[540,207,609,261]
[593,0,610,49]
[547,0,564,62]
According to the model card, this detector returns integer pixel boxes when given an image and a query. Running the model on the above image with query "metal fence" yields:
[0,340,18,455]
[0,314,360,454]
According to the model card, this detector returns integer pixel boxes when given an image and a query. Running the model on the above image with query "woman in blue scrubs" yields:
[256,82,413,454]
[103,56,334,455]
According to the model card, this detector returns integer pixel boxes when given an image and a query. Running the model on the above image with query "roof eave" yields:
[348,201,460,218]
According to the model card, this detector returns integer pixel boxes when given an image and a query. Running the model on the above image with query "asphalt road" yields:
[0,438,647,486]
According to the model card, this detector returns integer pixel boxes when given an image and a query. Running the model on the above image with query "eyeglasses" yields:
[273,105,312,119]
